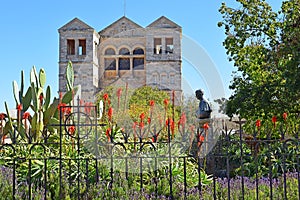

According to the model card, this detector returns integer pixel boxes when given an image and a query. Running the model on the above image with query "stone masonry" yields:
[58,16,182,104]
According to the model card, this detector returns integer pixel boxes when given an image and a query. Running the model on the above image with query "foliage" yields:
[218,0,300,121]
[1,62,77,143]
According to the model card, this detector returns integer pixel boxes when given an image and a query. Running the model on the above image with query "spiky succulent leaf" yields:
[39,68,46,89]
[22,87,32,111]
[13,81,20,105]
[66,61,74,91]
[44,98,59,125]
[31,82,37,112]
[43,86,51,111]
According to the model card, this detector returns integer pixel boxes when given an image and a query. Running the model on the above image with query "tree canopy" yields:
[218,0,300,121]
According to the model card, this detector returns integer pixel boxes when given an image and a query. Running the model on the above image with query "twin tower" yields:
[58,16,182,104]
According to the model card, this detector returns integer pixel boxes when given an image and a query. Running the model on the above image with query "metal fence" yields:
[0,105,299,199]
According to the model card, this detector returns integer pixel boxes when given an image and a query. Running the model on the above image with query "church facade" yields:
[58,16,182,104]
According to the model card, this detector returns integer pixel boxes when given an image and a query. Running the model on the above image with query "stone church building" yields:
[58,16,182,104]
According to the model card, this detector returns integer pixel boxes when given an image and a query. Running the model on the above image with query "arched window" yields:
[119,58,130,70]
[133,48,144,55]
[133,58,144,70]
[105,48,115,55]
[119,48,130,55]
[104,58,116,70]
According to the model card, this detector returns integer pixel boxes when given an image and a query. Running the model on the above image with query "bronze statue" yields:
[195,89,212,119]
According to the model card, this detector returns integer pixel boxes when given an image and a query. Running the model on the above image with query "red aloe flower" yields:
[272,116,277,128]
[178,113,187,127]
[107,107,113,121]
[139,121,145,129]
[105,128,111,142]
[272,116,277,123]
[58,103,71,115]
[200,135,205,142]
[203,123,209,130]
[17,104,22,111]
[163,99,169,108]
[140,113,145,121]
[166,118,175,136]
[198,135,205,147]
[117,88,122,98]
[39,93,44,104]
[23,112,31,119]
[0,113,7,120]
[149,100,155,107]
[147,117,151,124]
[256,119,261,129]
[103,93,109,101]
[68,126,76,135]
[283,112,288,121]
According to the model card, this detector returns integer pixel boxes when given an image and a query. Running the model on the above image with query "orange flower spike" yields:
[140,112,145,121]
[107,107,113,121]
[39,93,44,105]
[283,112,288,121]
[0,113,7,120]
[17,104,23,111]
[68,126,76,135]
[203,123,209,130]
[103,93,109,101]
[116,88,122,98]
[163,99,169,109]
[147,117,151,124]
[272,116,277,128]
[22,112,31,119]
[149,100,155,107]
[200,135,205,142]
[255,119,261,130]
[105,128,111,142]
[139,121,145,129]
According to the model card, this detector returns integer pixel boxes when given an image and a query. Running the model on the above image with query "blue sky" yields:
[0,0,281,112]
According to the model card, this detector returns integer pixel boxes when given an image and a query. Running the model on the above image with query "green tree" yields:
[218,0,300,121]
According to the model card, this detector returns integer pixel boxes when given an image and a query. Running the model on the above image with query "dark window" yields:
[165,38,173,54]
[119,48,130,55]
[105,58,116,70]
[78,39,86,55]
[67,39,75,55]
[119,58,130,70]
[133,58,144,70]
[133,48,144,55]
[105,48,115,55]
[154,38,162,54]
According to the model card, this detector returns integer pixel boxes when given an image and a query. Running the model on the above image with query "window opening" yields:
[67,39,75,55]
[154,38,162,54]
[104,58,116,70]
[133,48,144,55]
[133,58,144,70]
[166,38,174,54]
[105,48,116,55]
[78,39,86,55]
[119,48,130,55]
[119,58,130,70]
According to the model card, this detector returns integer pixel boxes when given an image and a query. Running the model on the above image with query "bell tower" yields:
[58,18,100,103]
